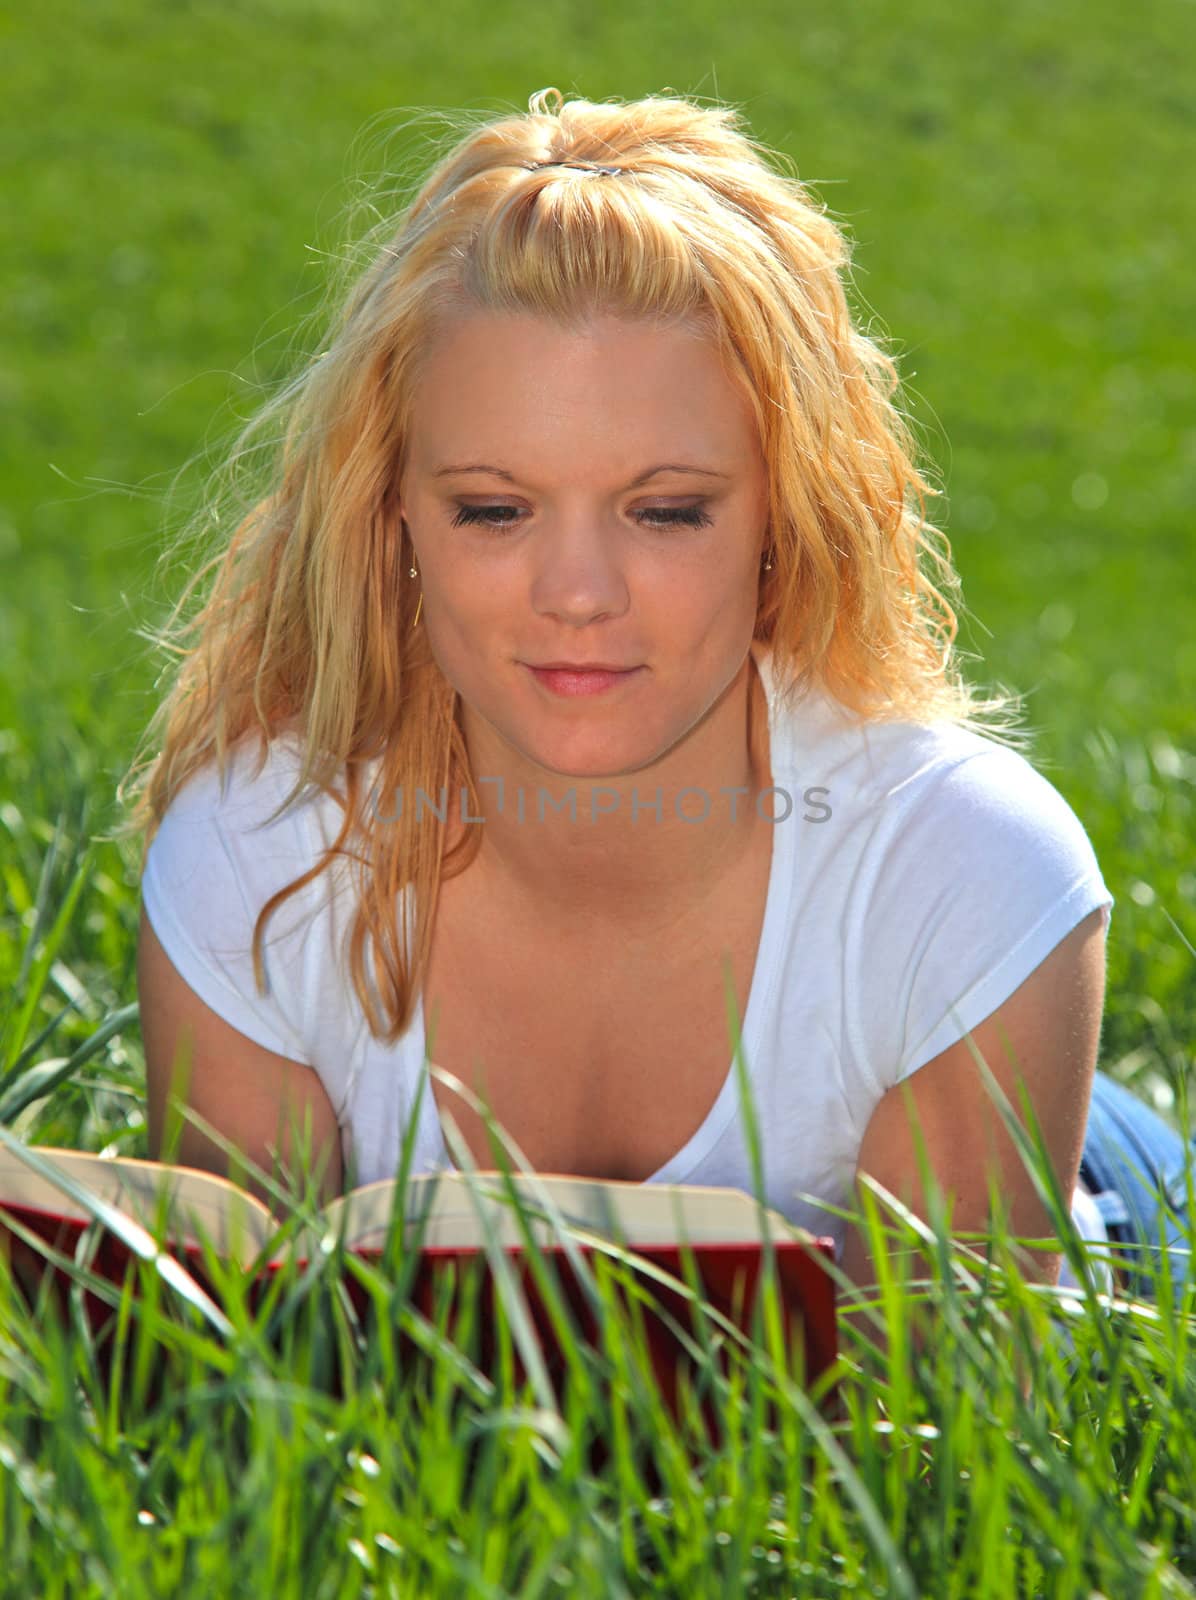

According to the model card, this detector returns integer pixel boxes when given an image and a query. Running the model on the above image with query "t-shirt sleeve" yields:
[140,745,323,1067]
[845,741,1114,1097]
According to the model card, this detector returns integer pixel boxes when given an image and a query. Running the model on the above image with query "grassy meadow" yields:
[2,0,1195,1592]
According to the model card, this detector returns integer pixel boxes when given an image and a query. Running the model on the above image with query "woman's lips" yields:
[524,664,643,697]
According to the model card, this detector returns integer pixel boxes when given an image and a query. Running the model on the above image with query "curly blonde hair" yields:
[117,87,1017,1043]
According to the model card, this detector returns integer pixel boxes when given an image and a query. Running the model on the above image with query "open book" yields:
[0,1144,839,1416]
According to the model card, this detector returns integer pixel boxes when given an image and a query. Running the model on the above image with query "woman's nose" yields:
[529,521,630,625]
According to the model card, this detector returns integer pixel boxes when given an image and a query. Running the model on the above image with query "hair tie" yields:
[525,159,628,177]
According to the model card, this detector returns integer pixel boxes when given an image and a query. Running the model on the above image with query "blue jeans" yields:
[1078,1070,1195,1301]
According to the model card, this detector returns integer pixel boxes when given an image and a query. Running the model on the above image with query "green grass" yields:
[3,0,1196,1591]
[2,984,1196,1597]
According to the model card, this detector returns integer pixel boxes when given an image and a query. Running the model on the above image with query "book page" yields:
[0,1149,824,1266]
[0,1147,274,1266]
[315,1171,814,1254]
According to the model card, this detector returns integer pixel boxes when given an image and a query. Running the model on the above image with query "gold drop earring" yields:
[402,515,423,628]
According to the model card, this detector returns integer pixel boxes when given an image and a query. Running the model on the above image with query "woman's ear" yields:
[400,513,417,563]
[386,484,410,544]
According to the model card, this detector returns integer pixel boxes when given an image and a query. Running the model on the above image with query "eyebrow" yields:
[430,463,731,487]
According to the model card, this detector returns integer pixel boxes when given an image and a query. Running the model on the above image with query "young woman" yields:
[124,89,1189,1317]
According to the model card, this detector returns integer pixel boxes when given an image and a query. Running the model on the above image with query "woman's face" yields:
[398,309,770,781]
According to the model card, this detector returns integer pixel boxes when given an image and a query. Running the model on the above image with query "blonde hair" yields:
[117,88,1019,1042]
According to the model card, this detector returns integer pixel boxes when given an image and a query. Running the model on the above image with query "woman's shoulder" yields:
[145,730,365,912]
[774,694,1117,1093]
[819,707,1108,928]
[758,654,1105,887]
[139,732,363,1073]
[762,656,1067,811]
[161,730,351,843]
[852,714,1092,862]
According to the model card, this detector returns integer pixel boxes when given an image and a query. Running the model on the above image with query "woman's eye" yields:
[451,505,522,529]
[449,504,714,531]
[634,505,714,529]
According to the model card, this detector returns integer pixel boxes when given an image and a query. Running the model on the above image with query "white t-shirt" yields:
[141,646,1115,1269]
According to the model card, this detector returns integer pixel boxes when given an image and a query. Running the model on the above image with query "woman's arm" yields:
[138,905,345,1212]
[838,908,1108,1356]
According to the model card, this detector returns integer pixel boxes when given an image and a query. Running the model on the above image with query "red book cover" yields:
[0,1149,839,1446]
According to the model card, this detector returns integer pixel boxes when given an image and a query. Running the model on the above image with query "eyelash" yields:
[449,504,714,532]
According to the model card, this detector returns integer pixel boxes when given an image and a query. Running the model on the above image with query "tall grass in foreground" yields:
[2,771,1196,1595]
[3,1087,1196,1597]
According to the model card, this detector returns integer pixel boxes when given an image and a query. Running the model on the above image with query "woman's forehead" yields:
[404,310,758,464]
[417,304,719,366]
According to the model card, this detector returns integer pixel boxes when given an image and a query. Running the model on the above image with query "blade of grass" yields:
[0,1002,140,1120]
[0,993,86,1087]
[1,838,94,1076]
[0,1122,233,1336]
[435,1105,564,1420]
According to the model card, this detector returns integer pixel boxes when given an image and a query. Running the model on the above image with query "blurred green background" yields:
[2,0,1193,1120]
